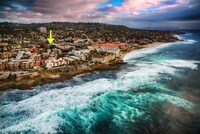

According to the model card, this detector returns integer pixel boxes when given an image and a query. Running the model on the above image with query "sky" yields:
[0,0,200,29]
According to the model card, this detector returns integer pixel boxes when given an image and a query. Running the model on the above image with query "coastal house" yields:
[20,60,34,70]
[44,58,68,69]
[92,42,128,57]
[98,46,120,57]
[72,49,90,60]
[63,57,75,64]
[72,49,90,56]
[44,60,53,68]
[92,53,115,63]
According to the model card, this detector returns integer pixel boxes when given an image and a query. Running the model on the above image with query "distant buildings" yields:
[38,27,47,33]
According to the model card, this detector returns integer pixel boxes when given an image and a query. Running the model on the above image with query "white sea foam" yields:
[175,34,197,44]
[0,78,115,132]
[174,35,183,40]
[184,39,197,44]
[159,60,200,70]
[123,42,175,61]
[116,63,175,90]
[118,58,199,91]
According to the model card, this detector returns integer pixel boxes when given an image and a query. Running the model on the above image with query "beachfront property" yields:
[72,49,90,60]
[44,58,69,69]
[92,42,129,57]
[93,53,115,63]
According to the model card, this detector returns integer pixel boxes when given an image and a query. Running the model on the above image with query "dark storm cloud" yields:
[169,8,200,21]
[0,0,35,8]
[160,1,200,22]
[160,0,178,5]
[0,1,10,7]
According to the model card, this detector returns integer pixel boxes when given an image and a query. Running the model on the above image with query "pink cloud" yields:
[114,0,159,13]
[1,0,193,24]
[30,0,108,20]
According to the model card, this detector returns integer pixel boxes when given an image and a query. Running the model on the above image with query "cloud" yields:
[0,0,199,29]
[0,0,108,22]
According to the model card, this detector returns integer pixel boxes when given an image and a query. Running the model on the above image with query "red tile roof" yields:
[28,47,38,52]
[34,61,40,66]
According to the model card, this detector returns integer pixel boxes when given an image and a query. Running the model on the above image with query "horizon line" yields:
[0,21,200,30]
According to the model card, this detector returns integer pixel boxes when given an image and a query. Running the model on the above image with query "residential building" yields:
[38,27,47,33]
[92,53,115,63]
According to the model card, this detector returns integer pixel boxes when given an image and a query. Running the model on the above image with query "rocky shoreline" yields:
[0,41,174,91]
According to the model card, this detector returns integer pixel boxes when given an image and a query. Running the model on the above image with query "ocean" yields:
[0,31,200,134]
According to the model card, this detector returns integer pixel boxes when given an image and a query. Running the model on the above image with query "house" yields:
[63,57,75,64]
[38,27,47,33]
[1,52,12,59]
[92,53,115,63]
[33,61,41,70]
[98,46,120,57]
[20,60,34,70]
[44,58,68,69]
[15,51,24,60]
[91,42,128,57]
[5,60,20,70]
[44,60,54,69]
[72,49,90,55]
[72,49,90,60]
[0,71,10,80]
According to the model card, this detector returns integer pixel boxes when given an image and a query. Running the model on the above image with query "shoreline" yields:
[0,41,174,91]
